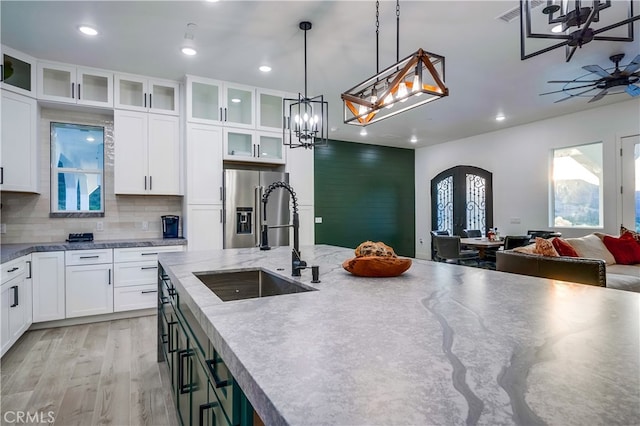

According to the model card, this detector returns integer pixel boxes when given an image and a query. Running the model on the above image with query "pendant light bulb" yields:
[412,72,422,97]
[397,81,408,102]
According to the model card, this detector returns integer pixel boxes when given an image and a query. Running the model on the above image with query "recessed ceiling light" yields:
[78,25,98,36]
[86,136,95,142]
[181,47,197,56]
[495,114,506,121]
[360,129,367,136]
[259,65,272,73]
[231,98,241,103]
[551,24,563,33]
[410,135,418,143]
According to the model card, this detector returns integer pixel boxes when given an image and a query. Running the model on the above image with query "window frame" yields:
[50,121,105,218]
[550,141,604,229]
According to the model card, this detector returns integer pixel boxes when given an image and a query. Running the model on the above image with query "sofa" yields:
[496,232,640,293]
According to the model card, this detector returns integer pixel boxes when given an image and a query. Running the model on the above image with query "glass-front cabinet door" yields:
[115,73,179,115]
[37,61,112,107]
[186,75,223,124]
[257,89,286,132]
[257,132,285,164]
[224,83,254,129]
[1,45,36,97]
[223,129,254,161]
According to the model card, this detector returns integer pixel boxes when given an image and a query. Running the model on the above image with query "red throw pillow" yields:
[620,225,640,242]
[551,237,579,257]
[603,235,640,265]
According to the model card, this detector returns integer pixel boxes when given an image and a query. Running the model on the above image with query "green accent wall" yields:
[314,140,415,257]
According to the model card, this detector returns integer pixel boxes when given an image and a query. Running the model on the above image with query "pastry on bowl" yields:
[343,241,412,277]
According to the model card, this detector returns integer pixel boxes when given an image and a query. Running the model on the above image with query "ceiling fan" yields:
[540,53,640,103]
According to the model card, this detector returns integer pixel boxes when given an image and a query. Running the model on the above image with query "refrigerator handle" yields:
[254,186,263,247]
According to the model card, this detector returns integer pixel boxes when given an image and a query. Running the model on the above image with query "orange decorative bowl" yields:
[342,256,412,277]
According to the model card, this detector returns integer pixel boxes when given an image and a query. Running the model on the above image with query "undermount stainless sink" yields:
[193,269,316,302]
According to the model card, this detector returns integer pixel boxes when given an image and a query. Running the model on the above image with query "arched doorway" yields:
[430,165,493,236]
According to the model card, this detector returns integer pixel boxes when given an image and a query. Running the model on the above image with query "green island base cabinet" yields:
[158,265,261,426]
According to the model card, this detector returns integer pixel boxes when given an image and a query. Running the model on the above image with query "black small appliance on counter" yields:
[162,215,180,239]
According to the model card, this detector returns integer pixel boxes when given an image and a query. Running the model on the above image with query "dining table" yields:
[460,237,504,259]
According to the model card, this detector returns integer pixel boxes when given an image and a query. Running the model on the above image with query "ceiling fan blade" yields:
[622,54,640,75]
[582,64,610,78]
[547,79,599,83]
[626,84,640,97]
[588,88,608,103]
[553,87,597,103]
[539,83,597,96]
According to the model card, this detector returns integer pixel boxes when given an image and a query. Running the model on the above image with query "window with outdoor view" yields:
[50,122,104,214]
[551,142,603,228]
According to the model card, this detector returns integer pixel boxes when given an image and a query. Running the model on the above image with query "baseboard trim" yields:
[29,308,156,330]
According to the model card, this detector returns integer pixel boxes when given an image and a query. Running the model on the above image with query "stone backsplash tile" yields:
[1,107,183,244]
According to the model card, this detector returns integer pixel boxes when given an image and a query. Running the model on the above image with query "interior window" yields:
[551,142,603,228]
[50,122,104,214]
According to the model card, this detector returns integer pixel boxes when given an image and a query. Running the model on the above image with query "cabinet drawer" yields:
[1,256,29,285]
[114,260,158,287]
[65,249,113,266]
[114,284,157,312]
[113,245,183,263]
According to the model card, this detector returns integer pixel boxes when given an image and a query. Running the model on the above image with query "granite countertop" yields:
[158,244,640,426]
[1,238,187,263]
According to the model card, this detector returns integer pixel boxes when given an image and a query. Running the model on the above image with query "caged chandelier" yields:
[341,0,449,127]
[520,0,640,62]
[283,21,328,149]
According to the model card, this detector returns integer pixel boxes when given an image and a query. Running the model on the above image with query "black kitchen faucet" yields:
[259,181,307,276]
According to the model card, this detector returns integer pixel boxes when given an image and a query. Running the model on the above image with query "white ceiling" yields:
[2,1,639,149]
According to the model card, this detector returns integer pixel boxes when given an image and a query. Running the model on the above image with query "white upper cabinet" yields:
[186,123,223,205]
[37,60,113,107]
[223,129,285,165]
[114,110,181,195]
[257,88,288,132]
[186,75,254,128]
[115,73,179,115]
[1,90,39,193]
[1,45,36,97]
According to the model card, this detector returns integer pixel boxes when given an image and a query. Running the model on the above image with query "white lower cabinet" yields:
[185,205,223,251]
[65,249,113,318]
[1,255,32,357]
[113,246,183,312]
[31,251,65,322]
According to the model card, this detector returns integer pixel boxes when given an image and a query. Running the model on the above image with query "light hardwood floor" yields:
[0,315,178,426]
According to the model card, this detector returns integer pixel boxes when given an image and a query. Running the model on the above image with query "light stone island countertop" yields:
[1,238,187,263]
[158,244,640,426]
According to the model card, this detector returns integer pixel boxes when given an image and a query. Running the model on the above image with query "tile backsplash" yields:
[0,107,183,244]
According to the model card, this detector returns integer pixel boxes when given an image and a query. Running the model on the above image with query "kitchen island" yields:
[158,244,639,425]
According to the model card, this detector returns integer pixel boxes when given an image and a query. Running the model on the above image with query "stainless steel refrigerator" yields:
[223,170,290,249]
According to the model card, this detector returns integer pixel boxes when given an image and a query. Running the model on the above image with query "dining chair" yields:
[433,236,479,265]
[430,230,450,260]
[503,235,532,250]
[527,230,562,239]
[462,229,482,238]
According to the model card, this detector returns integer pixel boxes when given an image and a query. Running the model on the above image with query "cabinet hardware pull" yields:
[141,289,157,294]
[257,144,261,157]
[144,176,147,190]
[253,144,256,157]
[220,186,223,202]
[199,402,219,426]
[78,83,81,100]
[79,255,100,259]
[149,176,152,190]
[144,93,147,108]
[71,82,75,99]
[219,107,223,121]
[141,266,158,270]
[1,166,3,184]
[7,267,18,272]
[205,358,230,388]
[108,269,111,285]
[178,349,195,394]
[149,93,152,109]
[10,285,18,307]
[26,261,32,279]
[141,252,158,256]
[224,107,227,122]
[0,64,3,82]
[220,209,223,224]
[168,321,177,353]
